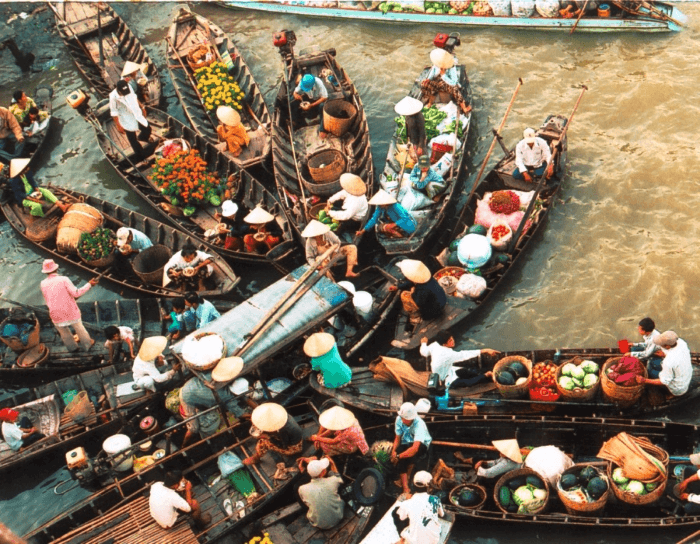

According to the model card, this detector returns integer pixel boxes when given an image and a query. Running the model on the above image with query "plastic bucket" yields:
[598,4,610,17]
[353,291,373,319]
[103,434,133,472]
[337,281,356,294]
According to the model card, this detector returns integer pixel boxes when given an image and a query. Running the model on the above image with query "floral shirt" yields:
[9,97,47,125]
[332,422,369,455]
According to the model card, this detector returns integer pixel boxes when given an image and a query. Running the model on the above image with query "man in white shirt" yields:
[132,336,178,392]
[150,471,210,529]
[164,243,214,291]
[109,79,151,161]
[420,331,499,388]
[327,173,369,233]
[637,330,692,397]
[512,127,553,182]
[0,407,44,451]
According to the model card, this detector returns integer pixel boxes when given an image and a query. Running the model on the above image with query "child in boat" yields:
[22,106,51,137]
[161,298,191,340]
[103,324,136,364]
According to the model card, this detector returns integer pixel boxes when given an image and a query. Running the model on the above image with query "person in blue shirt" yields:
[292,74,329,136]
[420,48,471,115]
[358,189,417,239]
[114,226,153,280]
[391,402,432,497]
[184,292,221,329]
[409,155,446,201]
[162,298,190,340]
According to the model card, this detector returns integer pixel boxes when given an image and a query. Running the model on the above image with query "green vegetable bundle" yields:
[423,106,448,141]
[78,227,116,262]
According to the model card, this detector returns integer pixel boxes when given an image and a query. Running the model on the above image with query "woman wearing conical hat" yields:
[420,48,471,115]
[304,332,352,389]
[389,259,446,325]
[475,439,526,479]
[308,405,369,459]
[8,158,69,217]
[357,189,417,239]
[132,336,179,393]
[395,96,426,163]
[325,173,369,234]
[215,106,250,157]
[242,206,282,254]
[243,403,304,466]
[302,220,359,278]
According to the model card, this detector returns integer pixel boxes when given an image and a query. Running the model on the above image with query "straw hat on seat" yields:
[339,173,367,196]
[244,207,274,225]
[397,259,431,284]
[251,403,288,433]
[430,48,455,70]
[10,158,30,178]
[319,406,357,431]
[304,332,336,358]
[217,106,241,128]
[394,96,424,117]
[301,219,330,238]
[211,356,244,383]
[138,336,168,361]
[368,189,396,206]
[492,439,523,463]
[121,61,148,77]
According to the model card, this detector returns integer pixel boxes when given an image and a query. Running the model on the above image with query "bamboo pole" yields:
[570,0,589,34]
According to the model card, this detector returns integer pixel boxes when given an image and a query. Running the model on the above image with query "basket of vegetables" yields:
[449,483,487,511]
[395,105,446,144]
[608,464,666,506]
[556,464,610,516]
[77,227,116,268]
[493,356,532,398]
[494,468,549,515]
[433,267,466,295]
[314,209,340,232]
[600,357,647,407]
[555,357,601,402]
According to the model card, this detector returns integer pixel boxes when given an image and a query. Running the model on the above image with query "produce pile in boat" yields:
[194,61,245,112]
[559,360,599,391]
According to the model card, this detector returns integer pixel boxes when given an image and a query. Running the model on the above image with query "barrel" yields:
[353,291,373,320]
[103,434,133,472]
[323,99,357,137]
[56,203,103,255]
[132,244,172,285]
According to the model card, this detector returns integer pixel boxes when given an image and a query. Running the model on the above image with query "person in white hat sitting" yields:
[243,403,304,466]
[8,158,68,217]
[308,405,369,459]
[304,332,352,389]
[395,96,426,162]
[215,106,250,157]
[358,189,417,239]
[420,48,471,115]
[513,127,553,182]
[393,471,445,544]
[389,259,446,324]
[163,242,214,291]
[214,199,249,250]
[132,336,179,393]
[325,173,369,233]
[121,60,149,101]
[113,226,153,279]
[391,402,432,497]
[302,220,359,278]
[297,457,345,530]
[243,206,282,254]
[475,439,525,479]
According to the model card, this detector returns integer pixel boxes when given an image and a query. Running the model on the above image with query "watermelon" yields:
[467,224,487,236]
[560,474,578,491]
[446,252,462,266]
[458,489,480,507]
[526,476,544,489]
[449,239,462,252]
[579,466,598,484]
[509,362,528,378]
[499,486,512,506]
[497,370,515,386]
[587,477,608,500]
[508,477,526,491]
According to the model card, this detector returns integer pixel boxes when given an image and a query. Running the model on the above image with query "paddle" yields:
[508,84,588,254]
[448,110,460,182]
[569,0,589,34]
[393,146,410,199]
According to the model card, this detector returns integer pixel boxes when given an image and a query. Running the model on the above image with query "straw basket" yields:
[16,343,49,368]
[56,203,103,255]
[0,314,40,353]
[186,44,215,71]
[556,464,610,516]
[26,215,59,243]
[80,251,115,269]
[183,331,227,372]
[449,484,487,512]
[323,99,357,137]
[598,433,668,483]
[133,245,173,285]
[307,202,327,222]
[555,357,601,402]
[493,356,532,398]
[434,267,466,295]
[600,357,647,407]
[307,148,346,183]
[64,390,93,424]
[608,460,667,506]
[494,468,549,515]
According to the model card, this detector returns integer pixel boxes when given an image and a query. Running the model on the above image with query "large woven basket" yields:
[56,203,103,255]
[186,44,215,71]
[80,251,115,269]
[448,483,487,512]
[556,464,610,516]
[183,331,227,372]
[307,149,347,184]
[26,215,59,243]
[133,245,172,285]
[600,357,647,407]
[555,356,601,402]
[598,433,668,483]
[494,468,549,515]
[0,314,40,353]
[323,99,357,137]
[608,460,667,506]
[493,356,532,398]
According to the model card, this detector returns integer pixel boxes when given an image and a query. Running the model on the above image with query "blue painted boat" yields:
[223,1,686,33]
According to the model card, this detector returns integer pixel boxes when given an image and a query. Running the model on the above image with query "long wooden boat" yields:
[49,2,162,107]
[377,37,473,258]
[165,7,272,171]
[358,497,454,544]
[271,33,374,242]
[224,1,686,33]
[393,113,568,350]
[310,347,700,419]
[0,185,239,299]
[355,415,700,529]
[26,404,318,544]
[80,100,297,270]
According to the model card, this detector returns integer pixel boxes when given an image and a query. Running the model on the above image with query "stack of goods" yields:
[529,361,559,401]
[316,209,339,231]
[556,464,610,515]
[556,358,600,401]
[181,332,226,372]
[495,470,548,514]
[77,227,117,267]
[475,189,540,237]
[194,61,245,112]
[494,355,531,398]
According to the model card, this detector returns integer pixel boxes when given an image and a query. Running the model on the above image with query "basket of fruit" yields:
[495,468,549,515]
[434,267,466,295]
[449,483,487,511]
[77,227,116,268]
[529,361,560,403]
[493,356,532,398]
[557,464,610,516]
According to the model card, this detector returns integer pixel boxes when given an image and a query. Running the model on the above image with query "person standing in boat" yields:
[304,332,352,389]
[636,331,692,397]
[391,402,432,498]
[150,470,210,530]
[40,259,98,352]
[389,260,446,325]
[298,457,345,530]
[409,155,446,201]
[163,242,214,291]
[624,317,662,378]
[242,207,282,254]
[420,332,500,388]
[0,104,25,165]
[303,220,360,279]
[325,173,369,234]
[121,61,149,101]
[358,189,417,239]
[213,200,249,250]
[513,127,553,182]
[109,79,152,162]
[420,48,471,116]
[0,407,45,452]
[395,96,426,162]
[393,471,445,544]
[292,74,329,137]
[7,158,69,217]
[242,403,304,466]
[183,292,221,329]
[132,336,178,393]
[215,106,250,158]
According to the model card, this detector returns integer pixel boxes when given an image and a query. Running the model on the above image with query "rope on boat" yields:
[54,479,79,495]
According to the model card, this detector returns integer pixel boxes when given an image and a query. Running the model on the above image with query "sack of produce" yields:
[535,0,561,17]
[473,1,495,15]
[450,1,473,13]
[487,222,512,250]
[457,233,492,269]
[488,0,512,15]
[524,445,574,486]
[455,273,487,298]
[511,0,536,17]
[433,152,454,178]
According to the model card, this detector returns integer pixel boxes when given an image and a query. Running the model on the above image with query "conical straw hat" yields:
[252,403,288,432]
[368,189,396,206]
[303,332,336,357]
[492,439,522,463]
[397,260,431,284]
[211,356,244,382]
[10,158,30,178]
[319,406,357,431]
[138,336,168,361]
[339,173,367,196]
[430,48,454,69]
[217,106,241,127]
[121,61,147,77]
[301,219,330,238]
[394,96,424,116]
[244,207,275,224]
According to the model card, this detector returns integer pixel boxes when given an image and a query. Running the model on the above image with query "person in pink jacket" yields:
[39,259,99,351]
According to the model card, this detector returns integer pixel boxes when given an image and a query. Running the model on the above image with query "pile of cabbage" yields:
[611,467,659,496]
[558,465,609,503]
[559,360,599,391]
[497,474,547,514]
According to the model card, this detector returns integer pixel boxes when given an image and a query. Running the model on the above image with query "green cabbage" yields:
[581,360,599,374]
[612,468,629,485]
[583,374,599,388]
[512,486,534,505]
[570,366,586,381]
[645,482,658,492]
[626,480,646,495]
[561,363,576,377]
[559,376,575,390]
[572,377,584,388]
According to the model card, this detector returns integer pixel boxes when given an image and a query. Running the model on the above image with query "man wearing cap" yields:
[0,407,45,452]
[308,405,369,459]
[409,155,446,201]
[359,189,417,239]
[395,96,426,162]
[390,259,446,324]
[40,260,98,352]
[243,403,304,466]
[394,471,445,544]
[7,158,68,217]
[303,220,359,279]
[420,48,471,115]
[292,74,329,136]
[183,292,221,329]
[243,207,282,254]
[304,332,352,389]
[297,456,345,530]
[214,199,249,250]
[163,242,214,291]
[391,402,432,497]
[513,127,553,182]
[150,470,210,530]
[636,330,692,397]
[0,104,25,165]
[326,173,369,233]
[475,439,525,478]
[215,105,250,157]
[109,79,151,162]
[132,336,178,393]
[677,453,700,514]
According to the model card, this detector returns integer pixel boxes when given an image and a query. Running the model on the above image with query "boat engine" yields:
[65,447,113,489]
[66,89,91,115]
[433,31,461,54]
[273,29,297,59]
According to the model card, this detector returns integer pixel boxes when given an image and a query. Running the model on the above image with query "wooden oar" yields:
[569,0,589,34]
[392,147,410,199]
[432,440,498,452]
[677,528,700,544]
[508,84,588,254]
[448,110,460,182]
[166,35,208,107]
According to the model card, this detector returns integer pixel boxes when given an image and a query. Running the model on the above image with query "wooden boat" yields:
[355,415,700,529]
[392,113,568,350]
[165,7,272,171]
[358,497,454,544]
[0,185,240,299]
[377,36,473,258]
[271,32,374,242]
[310,347,700,418]
[224,1,686,33]
[17,86,56,172]
[79,100,297,270]
[49,2,162,107]
[25,404,319,544]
